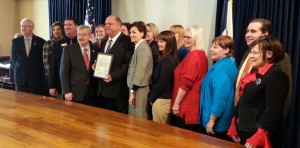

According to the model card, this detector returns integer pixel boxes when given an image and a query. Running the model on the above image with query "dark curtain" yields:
[215,0,300,147]
[48,0,111,35]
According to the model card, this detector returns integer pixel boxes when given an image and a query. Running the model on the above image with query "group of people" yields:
[10,16,291,148]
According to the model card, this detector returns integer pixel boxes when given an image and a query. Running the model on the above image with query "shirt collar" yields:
[135,39,145,49]
[108,32,121,43]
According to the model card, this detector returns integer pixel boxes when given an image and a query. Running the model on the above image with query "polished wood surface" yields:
[0,89,242,147]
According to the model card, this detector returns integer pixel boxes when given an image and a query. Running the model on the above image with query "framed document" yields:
[93,53,114,78]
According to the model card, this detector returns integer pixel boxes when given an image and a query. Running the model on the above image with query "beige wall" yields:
[112,0,216,66]
[0,0,19,56]
[0,0,49,56]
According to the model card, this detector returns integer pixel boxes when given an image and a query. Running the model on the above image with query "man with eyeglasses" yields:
[49,17,78,99]
[10,18,46,95]
[60,25,98,105]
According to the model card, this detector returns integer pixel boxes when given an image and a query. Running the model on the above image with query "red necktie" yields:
[83,48,89,70]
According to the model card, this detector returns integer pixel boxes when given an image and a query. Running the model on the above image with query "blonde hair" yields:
[146,23,159,41]
[186,26,207,55]
[170,25,185,49]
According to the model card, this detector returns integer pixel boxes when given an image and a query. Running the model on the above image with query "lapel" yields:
[89,43,97,67]
[107,34,124,54]
[18,36,27,58]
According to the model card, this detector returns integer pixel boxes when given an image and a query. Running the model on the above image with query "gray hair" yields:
[77,25,92,34]
[20,18,34,28]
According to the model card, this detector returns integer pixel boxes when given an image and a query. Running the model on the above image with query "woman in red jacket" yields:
[171,26,208,132]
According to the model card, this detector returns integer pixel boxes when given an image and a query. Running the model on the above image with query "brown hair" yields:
[157,30,178,62]
[51,21,65,37]
[249,18,272,35]
[130,21,147,38]
[249,35,284,63]
[212,35,234,57]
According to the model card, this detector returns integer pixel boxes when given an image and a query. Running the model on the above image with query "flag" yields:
[221,0,233,37]
[84,0,95,33]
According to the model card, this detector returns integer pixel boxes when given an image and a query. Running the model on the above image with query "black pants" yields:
[172,115,200,133]
[16,80,45,96]
[199,126,232,141]
[74,84,96,106]
[99,95,128,114]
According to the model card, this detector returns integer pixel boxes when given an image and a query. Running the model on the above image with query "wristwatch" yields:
[130,89,135,94]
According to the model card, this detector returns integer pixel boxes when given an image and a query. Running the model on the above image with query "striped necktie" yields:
[106,39,113,53]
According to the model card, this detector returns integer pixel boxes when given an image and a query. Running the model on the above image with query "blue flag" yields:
[84,0,95,33]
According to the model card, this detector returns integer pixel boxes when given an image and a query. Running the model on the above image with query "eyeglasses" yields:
[183,36,191,40]
[20,25,33,28]
[77,33,90,37]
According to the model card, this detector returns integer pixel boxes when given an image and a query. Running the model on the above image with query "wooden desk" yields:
[0,89,243,148]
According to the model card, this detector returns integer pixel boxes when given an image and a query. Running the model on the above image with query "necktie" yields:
[25,38,31,56]
[106,39,113,53]
[83,48,89,70]
[234,56,252,106]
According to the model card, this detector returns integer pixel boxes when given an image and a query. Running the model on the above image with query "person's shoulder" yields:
[33,34,45,42]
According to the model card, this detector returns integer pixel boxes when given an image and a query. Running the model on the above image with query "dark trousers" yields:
[98,93,128,114]
[74,84,96,106]
[16,80,45,96]
[44,75,51,97]
[199,126,232,141]
[172,115,200,133]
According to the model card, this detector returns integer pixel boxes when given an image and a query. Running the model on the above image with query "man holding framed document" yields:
[96,15,134,114]
[93,53,113,79]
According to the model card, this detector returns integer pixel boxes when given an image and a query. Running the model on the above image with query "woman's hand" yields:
[206,120,215,135]
[172,103,180,116]
[128,93,136,107]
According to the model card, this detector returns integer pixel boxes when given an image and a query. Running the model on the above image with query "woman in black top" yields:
[148,30,178,124]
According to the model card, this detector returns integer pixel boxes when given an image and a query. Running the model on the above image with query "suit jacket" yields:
[60,42,98,102]
[239,50,292,119]
[10,34,45,90]
[49,36,77,94]
[127,40,153,88]
[235,65,289,133]
[99,33,134,99]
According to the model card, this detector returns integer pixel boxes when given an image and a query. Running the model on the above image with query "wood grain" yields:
[0,89,243,147]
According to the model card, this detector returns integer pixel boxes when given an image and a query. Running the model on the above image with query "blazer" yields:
[239,50,292,119]
[49,36,77,94]
[99,33,134,99]
[235,65,289,133]
[60,42,98,102]
[10,34,45,88]
[127,40,153,88]
[148,55,177,103]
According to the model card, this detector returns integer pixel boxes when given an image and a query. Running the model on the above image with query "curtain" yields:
[48,0,111,36]
[215,0,300,147]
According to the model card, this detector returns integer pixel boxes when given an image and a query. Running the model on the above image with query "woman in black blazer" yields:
[227,36,289,148]
[148,30,178,124]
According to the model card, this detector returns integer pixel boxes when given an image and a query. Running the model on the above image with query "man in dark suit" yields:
[98,15,134,113]
[49,17,78,99]
[60,25,98,105]
[10,18,45,95]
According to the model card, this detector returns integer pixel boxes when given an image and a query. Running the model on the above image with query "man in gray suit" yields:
[60,25,98,105]
[98,15,134,113]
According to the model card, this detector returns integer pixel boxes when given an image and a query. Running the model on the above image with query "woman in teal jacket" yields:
[198,36,237,140]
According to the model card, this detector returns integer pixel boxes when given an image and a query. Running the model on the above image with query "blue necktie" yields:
[106,40,113,53]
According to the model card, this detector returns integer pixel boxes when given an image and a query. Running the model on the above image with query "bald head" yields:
[105,15,122,38]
